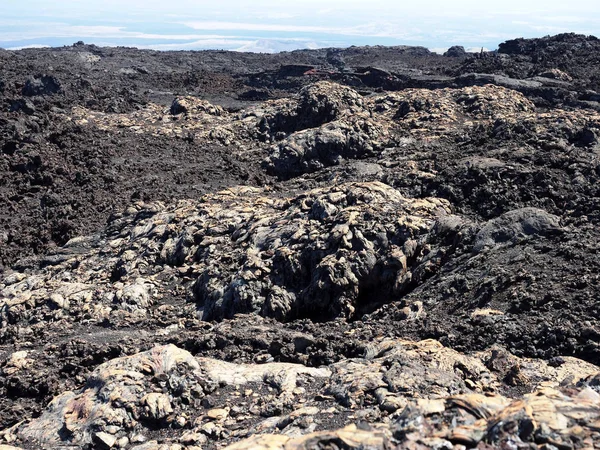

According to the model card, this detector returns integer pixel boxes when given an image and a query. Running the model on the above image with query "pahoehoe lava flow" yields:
[1,33,600,449]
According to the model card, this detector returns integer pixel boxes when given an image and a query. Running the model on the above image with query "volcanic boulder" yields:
[444,46,467,57]
[473,207,563,253]
[265,117,387,177]
[258,81,364,137]
[22,75,61,96]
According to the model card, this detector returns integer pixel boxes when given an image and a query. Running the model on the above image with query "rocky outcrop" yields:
[192,182,449,320]
[224,384,600,450]
[473,207,563,253]
[373,84,536,129]
[258,81,365,137]
[1,340,598,449]
[11,345,201,447]
[170,97,225,116]
[3,344,329,448]
[264,117,387,177]
[1,182,451,328]
[66,82,600,183]
[444,46,467,57]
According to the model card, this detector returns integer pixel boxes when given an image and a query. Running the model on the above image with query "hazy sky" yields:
[2,0,600,52]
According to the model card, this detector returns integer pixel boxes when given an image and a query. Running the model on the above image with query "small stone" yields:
[230,406,245,417]
[130,441,160,450]
[49,293,69,309]
[254,354,273,364]
[142,393,173,420]
[104,425,121,434]
[94,431,117,449]
[181,431,208,445]
[4,351,33,375]
[201,421,218,437]
[291,406,320,418]
[130,434,148,443]
[206,408,229,421]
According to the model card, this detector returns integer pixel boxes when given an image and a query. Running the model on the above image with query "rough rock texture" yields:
[191,182,449,320]
[265,117,387,177]
[258,81,365,136]
[3,34,600,450]
[2,341,599,449]
[0,182,449,330]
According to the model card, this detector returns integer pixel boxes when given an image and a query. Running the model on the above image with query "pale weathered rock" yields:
[94,431,118,449]
[206,408,229,420]
[142,393,173,420]
[3,351,33,376]
[8,345,199,447]
[192,182,451,321]
[3,338,598,449]
[170,96,225,116]
[0,181,452,329]
[222,385,600,450]
[114,279,155,311]
[196,357,330,390]
[223,424,389,450]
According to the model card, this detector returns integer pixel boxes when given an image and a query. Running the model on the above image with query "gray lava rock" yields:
[457,73,543,90]
[265,118,386,177]
[22,75,61,96]
[259,81,364,136]
[444,46,467,57]
[9,99,36,115]
[295,81,364,129]
[474,207,563,253]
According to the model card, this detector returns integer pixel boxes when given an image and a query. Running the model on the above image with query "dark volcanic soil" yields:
[1,34,600,450]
